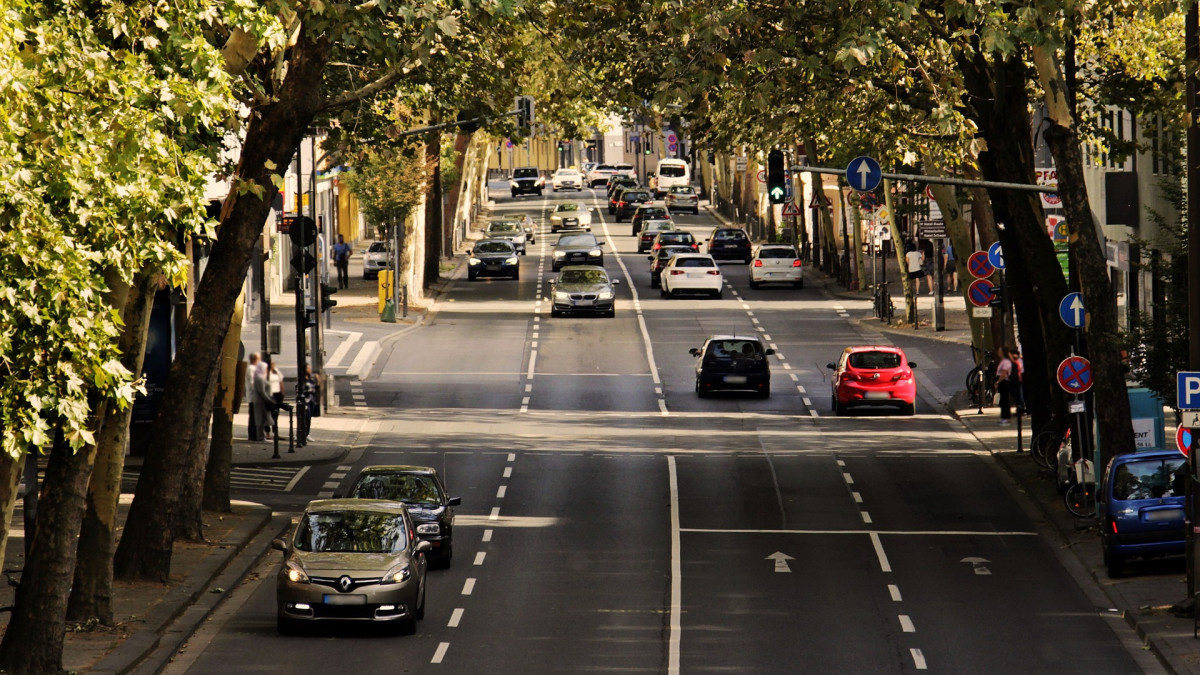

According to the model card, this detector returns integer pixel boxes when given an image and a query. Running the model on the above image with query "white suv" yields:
[551,168,583,191]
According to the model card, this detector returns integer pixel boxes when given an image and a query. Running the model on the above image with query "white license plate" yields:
[574,300,594,306]
[324,594,367,606]
[724,375,747,384]
[864,391,890,400]
[1145,509,1183,522]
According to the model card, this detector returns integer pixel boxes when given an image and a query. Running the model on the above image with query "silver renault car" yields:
[273,499,431,635]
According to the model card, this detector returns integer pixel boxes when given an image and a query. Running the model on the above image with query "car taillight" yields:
[670,270,685,275]
[618,201,626,207]
[1109,517,1118,534]
[792,260,802,267]
[706,270,720,275]
[653,243,660,250]
[690,244,698,250]
[841,372,857,381]
[753,260,764,267]
[891,370,912,381]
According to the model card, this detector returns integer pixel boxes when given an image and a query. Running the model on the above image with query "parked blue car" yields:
[1099,449,1187,578]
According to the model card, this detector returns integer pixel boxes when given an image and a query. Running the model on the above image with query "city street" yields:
[164,187,1151,673]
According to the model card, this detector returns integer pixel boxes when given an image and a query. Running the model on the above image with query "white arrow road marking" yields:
[766,551,794,573]
[961,556,992,575]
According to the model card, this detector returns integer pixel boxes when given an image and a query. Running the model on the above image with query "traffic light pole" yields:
[293,145,308,411]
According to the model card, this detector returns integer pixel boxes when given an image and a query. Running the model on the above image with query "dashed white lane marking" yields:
[667,455,682,675]
[842,473,854,485]
[870,532,893,572]
[482,529,493,542]
[802,397,813,407]
[503,466,512,478]
[763,334,772,341]
[462,578,476,595]
[432,643,449,664]
[474,552,486,566]
[448,608,464,628]
[852,492,863,503]
[524,384,532,393]
[797,385,806,393]
[489,507,500,520]
[862,512,873,524]
[751,317,760,324]
[899,615,915,632]
[911,648,927,669]
[889,585,902,601]
[496,485,507,499]
[508,453,516,462]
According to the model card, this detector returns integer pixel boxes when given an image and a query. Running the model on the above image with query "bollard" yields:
[1016,409,1024,452]
[271,425,280,459]
[288,407,295,453]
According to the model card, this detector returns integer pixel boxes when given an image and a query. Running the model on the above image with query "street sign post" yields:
[1057,356,1094,394]
[967,279,996,307]
[987,242,1005,270]
[966,251,994,279]
[1059,292,1085,329]
[916,220,947,238]
[845,156,882,192]
[1178,371,1200,410]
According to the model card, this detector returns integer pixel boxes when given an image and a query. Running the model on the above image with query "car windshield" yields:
[670,187,696,195]
[556,203,580,212]
[645,221,672,232]
[638,208,668,219]
[557,234,597,247]
[596,165,614,171]
[556,170,579,176]
[488,222,520,234]
[714,229,748,241]
[615,164,634,171]
[350,474,443,505]
[293,510,408,553]
[659,233,693,243]
[658,246,692,259]
[1112,458,1187,500]
[624,192,649,201]
[475,241,514,254]
[674,257,714,268]
[758,247,798,259]
[659,165,687,177]
[513,168,539,178]
[368,242,387,253]
[708,340,764,360]
[559,269,608,284]
[848,351,902,369]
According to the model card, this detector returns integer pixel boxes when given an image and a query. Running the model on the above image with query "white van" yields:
[652,158,690,197]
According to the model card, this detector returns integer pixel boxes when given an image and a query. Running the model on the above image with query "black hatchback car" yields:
[690,335,775,398]
[614,190,652,222]
[706,227,752,263]
[342,465,461,568]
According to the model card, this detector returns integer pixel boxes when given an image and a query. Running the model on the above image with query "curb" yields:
[92,502,282,675]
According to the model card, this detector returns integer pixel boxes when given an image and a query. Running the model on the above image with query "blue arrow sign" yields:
[1059,292,1085,329]
[846,156,882,192]
[987,241,1005,270]
[1179,371,1200,409]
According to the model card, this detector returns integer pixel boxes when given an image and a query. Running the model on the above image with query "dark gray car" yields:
[550,266,620,317]
[552,233,605,271]
[467,239,520,280]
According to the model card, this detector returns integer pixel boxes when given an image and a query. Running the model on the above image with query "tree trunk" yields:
[443,131,471,256]
[204,292,245,513]
[0,453,22,576]
[175,376,217,542]
[67,269,157,625]
[423,128,443,288]
[1034,45,1135,466]
[0,430,98,674]
[114,26,333,582]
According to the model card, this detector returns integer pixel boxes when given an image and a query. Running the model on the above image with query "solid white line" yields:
[911,648,927,670]
[889,584,902,601]
[870,532,892,572]
[482,529,493,542]
[284,466,310,492]
[448,608,464,628]
[462,578,475,595]
[503,466,512,478]
[432,642,449,664]
[474,551,486,565]
[667,455,682,675]
[325,331,362,369]
[489,507,500,520]
[679,527,1038,536]
[899,615,915,632]
[496,485,507,499]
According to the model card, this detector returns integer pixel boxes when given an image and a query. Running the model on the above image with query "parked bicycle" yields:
[873,284,894,323]
[965,344,995,408]
[1031,426,1070,473]
[1063,453,1096,517]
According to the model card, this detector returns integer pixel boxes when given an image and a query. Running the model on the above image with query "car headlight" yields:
[417,523,441,535]
[505,256,519,265]
[513,234,525,244]
[468,257,482,265]
[382,563,411,584]
[284,560,309,584]
[551,216,562,224]
[598,290,614,300]
[588,249,602,257]
[554,291,570,301]
[509,181,518,188]
[553,250,566,258]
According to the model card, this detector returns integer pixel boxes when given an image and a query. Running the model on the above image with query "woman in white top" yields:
[904,242,925,294]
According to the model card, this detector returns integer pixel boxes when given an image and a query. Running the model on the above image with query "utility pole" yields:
[1185,1,1200,601]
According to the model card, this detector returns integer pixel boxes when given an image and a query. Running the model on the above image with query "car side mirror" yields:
[908,362,917,368]
[271,538,288,552]
[826,363,836,370]
[597,241,605,246]
[647,255,654,261]
[467,250,473,256]
[689,348,701,357]
[448,497,462,507]
[765,348,776,356]
[612,279,621,286]
[415,541,434,553]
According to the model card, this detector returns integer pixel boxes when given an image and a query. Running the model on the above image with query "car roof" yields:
[842,345,906,355]
[706,334,765,343]
[1111,449,1185,463]
[557,265,607,273]
[356,464,440,476]
[303,498,410,515]
[670,253,714,261]
[476,238,515,246]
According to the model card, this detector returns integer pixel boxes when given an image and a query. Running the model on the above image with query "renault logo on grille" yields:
[338,575,353,592]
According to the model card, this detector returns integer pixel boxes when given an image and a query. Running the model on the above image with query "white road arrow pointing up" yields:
[960,556,992,575]
[766,551,794,573]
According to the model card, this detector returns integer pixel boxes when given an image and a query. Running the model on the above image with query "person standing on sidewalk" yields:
[253,356,275,440]
[995,347,1014,425]
[904,241,925,294]
[245,352,262,440]
[1008,347,1025,414]
[332,234,352,290]
[919,239,936,296]
[944,241,958,292]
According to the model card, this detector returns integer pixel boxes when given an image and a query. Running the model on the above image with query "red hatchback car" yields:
[827,346,917,415]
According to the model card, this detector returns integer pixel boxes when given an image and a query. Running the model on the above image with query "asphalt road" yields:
[164,187,1149,674]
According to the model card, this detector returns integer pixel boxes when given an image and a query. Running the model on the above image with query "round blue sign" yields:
[987,242,1005,270]
[1059,292,1085,329]
[846,156,882,192]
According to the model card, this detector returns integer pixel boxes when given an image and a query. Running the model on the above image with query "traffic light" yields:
[767,149,786,204]
[303,307,318,328]
[515,96,534,136]
[557,141,565,153]
[320,283,338,311]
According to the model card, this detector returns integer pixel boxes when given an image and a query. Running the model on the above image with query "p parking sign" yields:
[1179,371,1200,410]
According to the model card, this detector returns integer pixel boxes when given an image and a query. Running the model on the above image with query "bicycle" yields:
[873,285,894,323]
[965,345,995,408]
[1031,426,1070,472]
[1063,454,1096,517]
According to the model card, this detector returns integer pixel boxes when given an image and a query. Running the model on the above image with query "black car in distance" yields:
[690,335,775,398]
[552,232,605,271]
[550,266,619,317]
[467,239,520,281]
[706,227,752,263]
[614,190,652,222]
[341,465,461,568]
[648,245,695,288]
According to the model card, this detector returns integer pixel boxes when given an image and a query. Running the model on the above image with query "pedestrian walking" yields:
[995,347,1014,425]
[253,356,275,440]
[245,352,261,441]
[332,234,352,290]
[920,239,936,296]
[904,242,925,294]
[944,241,958,292]
[1009,347,1025,414]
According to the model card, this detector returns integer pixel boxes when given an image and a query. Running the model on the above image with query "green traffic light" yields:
[770,187,784,199]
